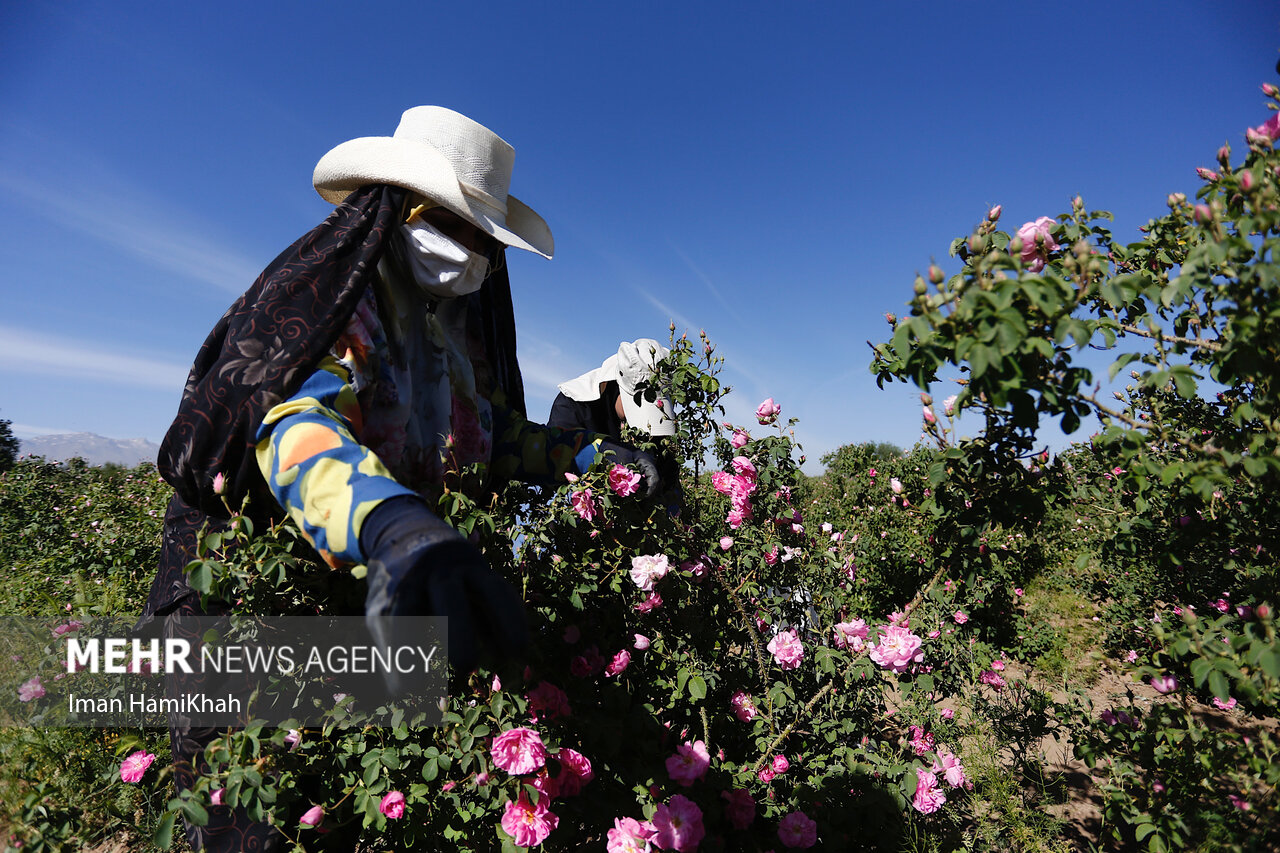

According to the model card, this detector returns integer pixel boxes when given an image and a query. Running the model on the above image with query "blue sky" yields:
[2,1,1278,473]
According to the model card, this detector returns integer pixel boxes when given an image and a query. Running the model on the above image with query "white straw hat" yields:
[558,339,676,436]
[313,106,553,258]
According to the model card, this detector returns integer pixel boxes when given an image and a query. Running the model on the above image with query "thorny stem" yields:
[1117,322,1223,353]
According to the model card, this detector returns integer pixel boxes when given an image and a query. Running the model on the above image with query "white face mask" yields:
[398,217,491,299]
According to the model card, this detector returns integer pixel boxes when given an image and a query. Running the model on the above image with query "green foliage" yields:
[0,417,18,473]
[871,84,1280,850]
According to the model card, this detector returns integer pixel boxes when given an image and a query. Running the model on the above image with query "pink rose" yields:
[212,472,226,495]
[635,592,663,613]
[1212,696,1237,711]
[526,681,572,722]
[379,790,405,819]
[979,670,1006,690]
[570,646,606,677]
[943,395,957,416]
[889,477,904,495]
[502,791,559,848]
[758,766,776,783]
[1151,674,1179,694]
[755,397,781,425]
[912,768,947,814]
[666,740,711,786]
[608,464,642,497]
[730,429,750,448]
[909,725,935,756]
[764,546,779,566]
[210,788,225,806]
[17,676,45,702]
[554,748,594,796]
[630,554,670,591]
[719,536,734,550]
[730,456,757,480]
[833,619,868,651]
[491,727,547,775]
[778,810,818,849]
[721,788,756,830]
[1249,112,1280,141]
[1015,216,1059,273]
[730,690,757,722]
[605,649,631,677]
[767,629,805,670]
[571,489,597,522]
[299,804,324,828]
[607,816,656,853]
[119,750,156,783]
[651,794,705,853]
[940,707,954,720]
[935,748,967,788]
[953,610,968,625]
[52,621,84,637]
[869,625,924,673]
[633,634,650,650]
[711,471,735,495]
[771,754,790,774]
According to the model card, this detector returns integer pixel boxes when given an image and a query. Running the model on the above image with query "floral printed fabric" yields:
[256,270,600,568]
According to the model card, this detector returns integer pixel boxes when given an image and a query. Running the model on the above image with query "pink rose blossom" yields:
[1016,216,1059,272]
[300,804,325,828]
[923,406,936,424]
[119,750,156,783]
[607,816,656,853]
[527,681,572,722]
[491,727,547,775]
[379,790,405,819]
[1150,674,1179,694]
[979,670,1006,691]
[935,748,967,787]
[912,768,947,814]
[758,766,776,783]
[605,649,631,677]
[730,690,758,722]
[767,629,805,670]
[636,592,663,613]
[778,810,818,849]
[764,546,779,566]
[943,395,957,416]
[730,429,750,448]
[665,740,711,787]
[212,472,226,495]
[17,676,45,702]
[1212,696,1237,711]
[869,625,924,673]
[570,646,606,677]
[651,794,705,853]
[608,464,642,497]
[940,708,954,720]
[1249,112,1280,141]
[719,536,733,550]
[730,456,757,480]
[633,634,650,650]
[1228,793,1252,812]
[833,619,868,651]
[52,621,84,636]
[755,397,781,425]
[721,787,756,830]
[502,791,559,847]
[630,554,670,591]
[571,489,597,522]
[1124,649,1138,663]
[210,788,225,806]
[909,725,935,756]
[554,748,594,796]
[771,754,790,774]
[952,610,968,625]
[284,728,301,748]
[889,477,904,495]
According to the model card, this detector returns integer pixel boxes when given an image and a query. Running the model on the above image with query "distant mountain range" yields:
[19,433,160,468]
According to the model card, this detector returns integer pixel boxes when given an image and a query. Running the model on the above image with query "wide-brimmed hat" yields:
[558,339,676,436]
[313,106,553,258]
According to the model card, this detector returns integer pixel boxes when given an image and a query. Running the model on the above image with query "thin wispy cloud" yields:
[0,164,261,295]
[3,325,188,391]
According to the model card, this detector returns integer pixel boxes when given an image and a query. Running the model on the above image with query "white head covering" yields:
[313,106,553,258]
[557,339,675,436]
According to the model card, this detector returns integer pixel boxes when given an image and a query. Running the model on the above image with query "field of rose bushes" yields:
[2,80,1280,853]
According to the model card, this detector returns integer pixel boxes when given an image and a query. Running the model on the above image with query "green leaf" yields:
[1208,670,1230,701]
[688,676,707,701]
[153,811,176,849]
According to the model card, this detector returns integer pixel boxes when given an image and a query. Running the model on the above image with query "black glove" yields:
[360,495,527,690]
[597,439,662,498]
